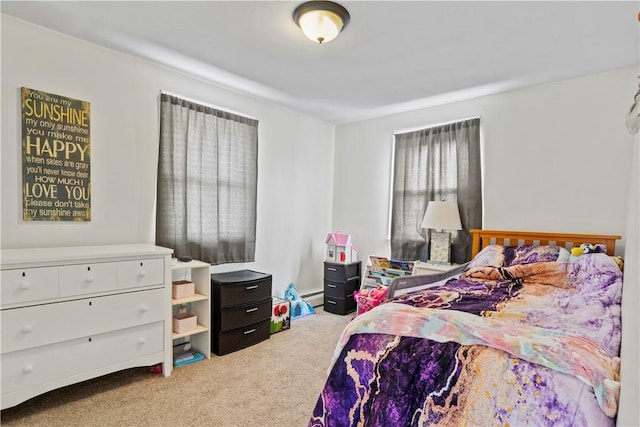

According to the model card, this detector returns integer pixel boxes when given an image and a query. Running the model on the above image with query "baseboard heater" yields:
[300,290,324,307]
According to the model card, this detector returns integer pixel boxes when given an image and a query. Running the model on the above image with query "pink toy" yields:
[354,286,389,315]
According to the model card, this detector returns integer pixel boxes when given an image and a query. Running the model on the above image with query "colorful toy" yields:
[354,286,389,315]
[570,243,605,257]
[284,283,315,318]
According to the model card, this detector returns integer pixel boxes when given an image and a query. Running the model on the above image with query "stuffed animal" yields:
[570,243,606,257]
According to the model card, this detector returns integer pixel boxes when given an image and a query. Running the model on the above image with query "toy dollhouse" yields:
[325,232,358,263]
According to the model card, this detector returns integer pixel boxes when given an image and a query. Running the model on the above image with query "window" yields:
[390,118,481,263]
[155,94,258,265]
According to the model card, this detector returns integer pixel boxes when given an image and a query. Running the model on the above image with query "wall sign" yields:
[21,87,91,221]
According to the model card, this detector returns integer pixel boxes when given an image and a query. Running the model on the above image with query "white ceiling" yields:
[2,1,638,124]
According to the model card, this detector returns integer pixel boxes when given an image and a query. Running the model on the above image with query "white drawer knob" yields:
[23,365,33,374]
[137,269,146,278]
[19,282,31,290]
[139,305,148,313]
[85,275,95,284]
[138,338,147,345]
[22,325,33,333]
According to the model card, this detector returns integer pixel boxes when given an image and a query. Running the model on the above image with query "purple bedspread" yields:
[309,252,623,427]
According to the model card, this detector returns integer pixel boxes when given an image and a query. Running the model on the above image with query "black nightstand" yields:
[323,261,360,315]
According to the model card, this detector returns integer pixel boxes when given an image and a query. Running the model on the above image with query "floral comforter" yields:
[309,249,623,427]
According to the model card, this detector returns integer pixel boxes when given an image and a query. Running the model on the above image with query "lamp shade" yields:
[421,201,462,231]
[293,1,350,44]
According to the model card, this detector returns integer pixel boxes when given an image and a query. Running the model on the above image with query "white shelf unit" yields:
[170,260,211,370]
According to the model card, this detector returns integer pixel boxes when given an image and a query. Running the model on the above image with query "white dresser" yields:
[0,244,173,410]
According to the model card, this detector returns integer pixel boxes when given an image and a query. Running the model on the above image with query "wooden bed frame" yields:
[470,229,621,257]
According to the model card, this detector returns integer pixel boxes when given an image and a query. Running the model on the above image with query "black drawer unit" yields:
[323,261,360,315]
[211,270,272,355]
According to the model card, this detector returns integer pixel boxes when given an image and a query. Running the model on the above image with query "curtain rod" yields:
[393,116,480,135]
[160,90,257,120]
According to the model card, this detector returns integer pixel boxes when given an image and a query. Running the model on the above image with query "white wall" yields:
[333,67,636,259]
[618,140,639,426]
[1,16,335,297]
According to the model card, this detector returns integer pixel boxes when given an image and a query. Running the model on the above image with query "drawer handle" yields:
[245,285,258,290]
[245,307,258,313]
[22,325,33,333]
[327,300,337,305]
[139,305,148,313]
[243,329,256,335]
[19,281,31,290]
[85,275,95,284]
[23,365,34,374]
[328,267,337,272]
[138,338,147,345]
[137,269,147,278]
[327,284,337,288]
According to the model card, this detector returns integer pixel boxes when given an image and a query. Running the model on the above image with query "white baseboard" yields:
[300,291,324,307]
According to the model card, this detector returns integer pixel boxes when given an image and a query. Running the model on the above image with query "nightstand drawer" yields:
[324,294,356,315]
[213,319,270,356]
[324,262,360,282]
[211,270,272,308]
[217,298,271,332]
[324,277,359,298]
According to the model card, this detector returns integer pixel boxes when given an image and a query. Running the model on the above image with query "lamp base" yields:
[429,230,452,264]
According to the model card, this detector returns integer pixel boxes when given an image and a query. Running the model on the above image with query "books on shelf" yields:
[362,256,416,289]
[173,350,205,367]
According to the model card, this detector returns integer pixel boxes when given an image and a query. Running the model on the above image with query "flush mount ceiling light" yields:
[293,1,350,44]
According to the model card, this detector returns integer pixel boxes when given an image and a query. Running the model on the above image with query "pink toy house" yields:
[325,232,358,263]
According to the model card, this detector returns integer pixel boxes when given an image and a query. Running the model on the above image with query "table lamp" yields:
[421,201,462,264]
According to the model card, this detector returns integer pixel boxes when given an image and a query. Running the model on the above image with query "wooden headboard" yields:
[470,229,621,257]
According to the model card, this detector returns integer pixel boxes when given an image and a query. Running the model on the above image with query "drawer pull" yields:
[245,285,258,290]
[137,269,147,278]
[328,284,337,288]
[23,365,34,374]
[139,305,148,313]
[327,300,337,305]
[19,281,31,290]
[22,325,33,333]
[85,275,95,284]
[138,338,147,345]
[245,307,258,313]
[328,267,337,272]
[243,328,256,335]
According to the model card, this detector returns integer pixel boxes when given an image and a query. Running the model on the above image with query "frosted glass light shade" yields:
[298,10,343,43]
[293,1,350,44]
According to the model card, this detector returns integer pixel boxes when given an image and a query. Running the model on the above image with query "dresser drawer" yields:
[211,270,272,308]
[324,262,360,282]
[324,294,356,315]
[213,319,270,356]
[324,277,359,298]
[2,288,165,354]
[117,258,164,289]
[2,321,163,395]
[1,267,59,306]
[59,262,117,297]
[217,298,271,332]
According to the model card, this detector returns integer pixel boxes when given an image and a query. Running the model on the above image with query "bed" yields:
[310,229,623,427]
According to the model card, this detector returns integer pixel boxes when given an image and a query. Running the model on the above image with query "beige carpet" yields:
[1,308,353,427]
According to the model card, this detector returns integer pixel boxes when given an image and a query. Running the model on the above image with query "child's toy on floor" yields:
[354,285,388,315]
[284,283,315,318]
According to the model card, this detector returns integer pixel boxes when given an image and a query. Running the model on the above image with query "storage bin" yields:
[173,312,197,334]
[172,280,195,299]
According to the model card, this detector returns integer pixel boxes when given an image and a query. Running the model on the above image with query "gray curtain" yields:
[391,118,481,263]
[156,94,258,265]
